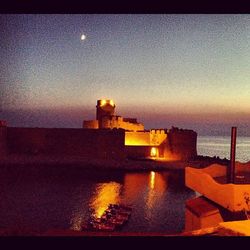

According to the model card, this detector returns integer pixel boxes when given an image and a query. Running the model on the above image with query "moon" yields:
[81,34,86,41]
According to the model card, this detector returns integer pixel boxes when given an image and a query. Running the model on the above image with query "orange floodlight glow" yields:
[150,147,157,157]
[90,182,121,219]
[100,100,107,106]
[110,100,114,106]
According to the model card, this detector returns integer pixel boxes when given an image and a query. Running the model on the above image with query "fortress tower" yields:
[96,99,115,128]
[83,99,144,131]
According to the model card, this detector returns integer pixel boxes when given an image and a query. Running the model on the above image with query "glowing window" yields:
[150,147,157,157]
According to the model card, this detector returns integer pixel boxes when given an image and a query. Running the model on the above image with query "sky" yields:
[1,14,250,135]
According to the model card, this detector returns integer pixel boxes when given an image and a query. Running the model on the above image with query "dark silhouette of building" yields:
[0,99,197,161]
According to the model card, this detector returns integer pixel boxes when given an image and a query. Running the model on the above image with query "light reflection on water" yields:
[70,182,122,230]
[90,182,122,219]
[0,168,195,234]
[150,171,155,189]
[144,171,167,221]
[68,170,193,233]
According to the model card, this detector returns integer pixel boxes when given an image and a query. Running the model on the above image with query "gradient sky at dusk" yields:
[1,14,250,135]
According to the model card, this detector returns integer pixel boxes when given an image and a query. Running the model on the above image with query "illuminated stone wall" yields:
[98,116,144,131]
[125,128,197,160]
[125,129,167,158]
[149,129,167,145]
[125,130,166,146]
[125,131,151,145]
[119,120,144,131]
[84,116,144,131]
[6,127,126,160]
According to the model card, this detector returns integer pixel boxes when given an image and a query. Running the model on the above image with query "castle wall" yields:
[81,100,198,161]
[125,146,153,159]
[123,118,137,123]
[165,127,197,160]
[100,116,144,131]
[125,129,167,158]
[125,130,167,146]
[99,116,114,129]
[83,120,99,129]
[0,121,7,158]
[150,130,167,145]
[6,127,126,160]
[125,145,165,159]
[125,127,197,160]
[125,131,150,145]
[119,121,144,131]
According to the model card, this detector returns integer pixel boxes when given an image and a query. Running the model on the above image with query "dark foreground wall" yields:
[125,146,152,159]
[6,127,125,160]
[165,127,197,160]
[0,121,7,158]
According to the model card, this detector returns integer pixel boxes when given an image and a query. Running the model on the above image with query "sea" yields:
[198,136,250,163]
[1,136,250,235]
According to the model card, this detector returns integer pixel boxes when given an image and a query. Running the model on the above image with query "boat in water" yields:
[81,203,132,232]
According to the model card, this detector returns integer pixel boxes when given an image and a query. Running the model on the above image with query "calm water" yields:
[198,136,250,163]
[0,166,195,235]
[2,136,247,235]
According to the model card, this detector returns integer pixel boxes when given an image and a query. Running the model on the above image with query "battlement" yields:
[84,99,144,131]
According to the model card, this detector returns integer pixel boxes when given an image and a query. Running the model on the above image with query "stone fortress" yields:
[0,99,197,162]
[83,99,144,131]
[83,99,197,160]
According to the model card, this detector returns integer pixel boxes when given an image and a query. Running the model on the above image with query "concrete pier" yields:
[185,196,223,231]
